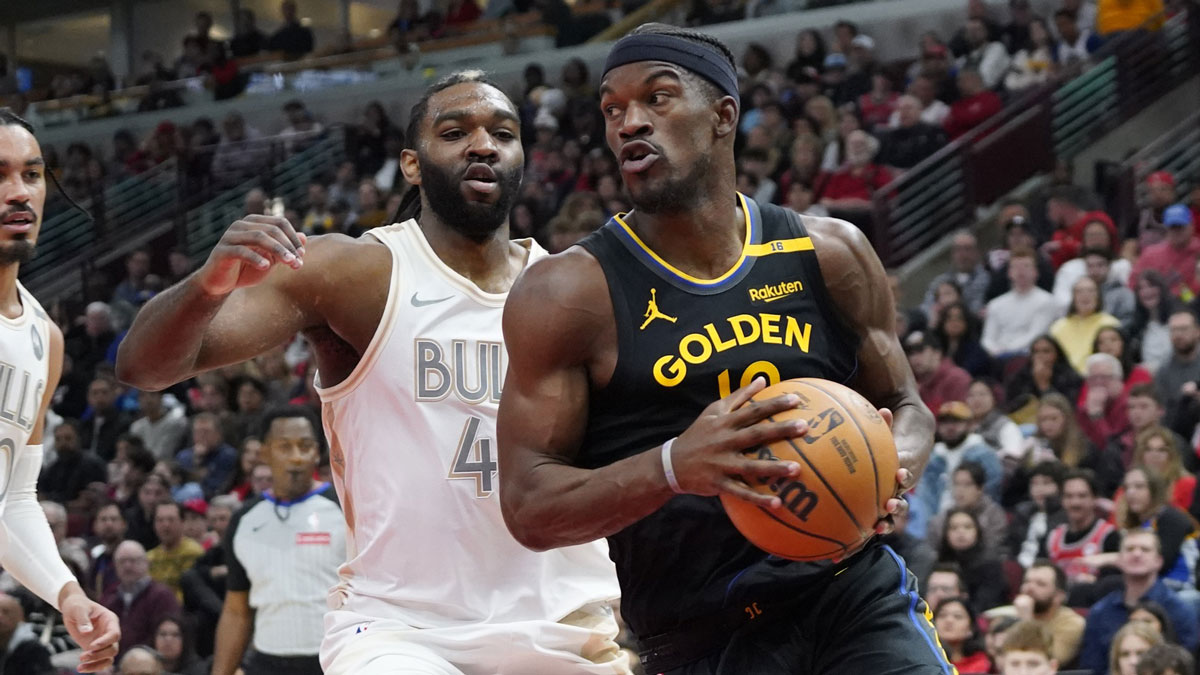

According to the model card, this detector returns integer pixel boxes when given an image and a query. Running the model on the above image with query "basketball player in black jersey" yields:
[497,24,950,674]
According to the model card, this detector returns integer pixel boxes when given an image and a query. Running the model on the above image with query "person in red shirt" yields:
[943,67,1003,140]
[906,331,972,414]
[934,596,993,673]
[1130,204,1200,298]
[858,72,900,130]
[820,129,893,210]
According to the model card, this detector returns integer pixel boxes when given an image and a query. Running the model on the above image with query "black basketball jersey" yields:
[576,194,863,639]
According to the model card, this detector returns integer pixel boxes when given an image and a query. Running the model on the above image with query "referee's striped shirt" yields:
[226,483,345,656]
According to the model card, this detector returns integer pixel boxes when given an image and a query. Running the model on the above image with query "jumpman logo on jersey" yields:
[640,288,677,330]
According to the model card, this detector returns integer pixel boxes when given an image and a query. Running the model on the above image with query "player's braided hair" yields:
[0,107,94,222]
[392,70,508,224]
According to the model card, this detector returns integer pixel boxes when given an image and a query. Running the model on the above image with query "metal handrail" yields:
[871,7,1199,268]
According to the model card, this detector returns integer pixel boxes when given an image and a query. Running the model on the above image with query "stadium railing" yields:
[1108,109,1200,228]
[869,7,1200,268]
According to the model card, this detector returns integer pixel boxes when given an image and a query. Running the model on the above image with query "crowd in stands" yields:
[6,0,1200,673]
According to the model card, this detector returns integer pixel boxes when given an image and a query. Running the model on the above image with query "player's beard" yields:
[626,151,712,215]
[418,156,522,242]
[0,240,35,266]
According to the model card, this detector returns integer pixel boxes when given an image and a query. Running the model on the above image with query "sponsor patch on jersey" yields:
[748,279,803,305]
[296,532,332,546]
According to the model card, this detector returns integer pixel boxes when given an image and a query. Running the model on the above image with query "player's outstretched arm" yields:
[807,217,935,525]
[118,216,330,391]
[498,251,807,551]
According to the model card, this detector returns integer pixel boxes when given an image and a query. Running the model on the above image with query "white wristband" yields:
[661,437,684,494]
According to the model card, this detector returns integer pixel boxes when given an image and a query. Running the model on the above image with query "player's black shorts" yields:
[645,545,955,675]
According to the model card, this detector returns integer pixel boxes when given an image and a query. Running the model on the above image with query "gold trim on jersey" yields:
[744,236,814,257]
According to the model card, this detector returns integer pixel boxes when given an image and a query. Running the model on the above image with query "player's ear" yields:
[400,148,422,186]
[713,96,738,139]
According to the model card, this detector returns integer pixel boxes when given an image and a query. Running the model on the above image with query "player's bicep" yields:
[192,278,309,372]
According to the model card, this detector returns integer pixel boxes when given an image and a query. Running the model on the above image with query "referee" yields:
[212,407,345,675]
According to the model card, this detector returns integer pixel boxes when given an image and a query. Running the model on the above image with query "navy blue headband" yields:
[602,33,739,102]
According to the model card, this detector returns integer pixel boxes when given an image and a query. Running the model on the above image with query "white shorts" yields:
[320,602,632,675]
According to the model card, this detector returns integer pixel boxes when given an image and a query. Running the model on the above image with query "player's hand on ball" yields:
[669,377,806,508]
[874,407,915,535]
[59,586,121,673]
[197,215,307,296]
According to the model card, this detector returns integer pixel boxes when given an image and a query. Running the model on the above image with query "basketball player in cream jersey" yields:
[0,110,121,672]
[117,74,626,674]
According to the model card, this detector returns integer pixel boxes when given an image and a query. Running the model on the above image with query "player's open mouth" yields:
[462,163,498,194]
[619,140,660,174]
[0,213,33,233]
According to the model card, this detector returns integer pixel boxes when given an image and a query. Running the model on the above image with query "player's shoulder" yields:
[506,246,610,349]
[799,214,873,258]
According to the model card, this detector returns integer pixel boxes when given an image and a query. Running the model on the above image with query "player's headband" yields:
[601,33,739,102]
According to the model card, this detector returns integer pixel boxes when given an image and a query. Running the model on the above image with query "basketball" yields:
[720,378,899,561]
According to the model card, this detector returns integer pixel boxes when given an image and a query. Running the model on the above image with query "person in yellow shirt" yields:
[1097,0,1165,35]
[1050,276,1120,373]
[146,501,205,602]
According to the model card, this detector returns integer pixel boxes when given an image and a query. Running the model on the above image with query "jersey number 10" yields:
[447,416,498,498]
[716,360,782,398]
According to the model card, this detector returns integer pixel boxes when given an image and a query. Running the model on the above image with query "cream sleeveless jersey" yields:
[315,219,619,629]
[0,281,51,508]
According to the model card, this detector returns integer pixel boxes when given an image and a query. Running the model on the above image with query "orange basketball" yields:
[720,378,899,561]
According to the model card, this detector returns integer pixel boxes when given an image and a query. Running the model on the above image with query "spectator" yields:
[181,495,238,658]
[925,562,971,612]
[1131,205,1200,299]
[983,251,1062,357]
[130,390,189,461]
[985,212,1058,300]
[0,591,55,675]
[1007,18,1056,92]
[267,0,315,59]
[1122,386,1192,472]
[944,68,1003,140]
[1080,529,1198,674]
[1136,171,1179,248]
[933,596,993,673]
[776,135,828,204]
[1131,426,1196,514]
[905,333,973,414]
[1043,469,1119,586]
[1155,309,1200,439]
[922,230,991,316]
[147,502,204,602]
[920,400,1004,514]
[1055,8,1103,66]
[1049,210,1128,306]
[1098,0,1165,35]
[166,248,194,286]
[230,9,268,58]
[1008,463,1067,568]
[88,503,128,599]
[118,646,165,675]
[1130,271,1175,373]
[81,375,134,462]
[1002,0,1035,53]
[967,378,1024,458]
[998,620,1059,675]
[1084,248,1138,325]
[175,413,238,499]
[936,303,993,377]
[877,95,948,170]
[125,473,169,550]
[112,249,153,309]
[210,113,270,189]
[930,464,1009,561]
[840,34,879,103]
[992,562,1086,666]
[355,180,389,229]
[857,72,900,131]
[785,29,826,81]
[906,73,952,126]
[230,377,268,445]
[213,408,344,675]
[1115,467,1198,584]
[1051,277,1121,373]
[103,540,183,655]
[820,129,892,214]
[1043,186,1094,270]
[40,419,107,504]
[279,99,323,157]
[1077,352,1133,449]
[66,301,117,376]
[110,436,156,510]
[958,17,1012,89]
[1134,643,1194,675]
[1127,601,1179,645]
[1062,0,1101,34]
[949,0,1003,57]
[1110,622,1165,675]
[153,616,207,675]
